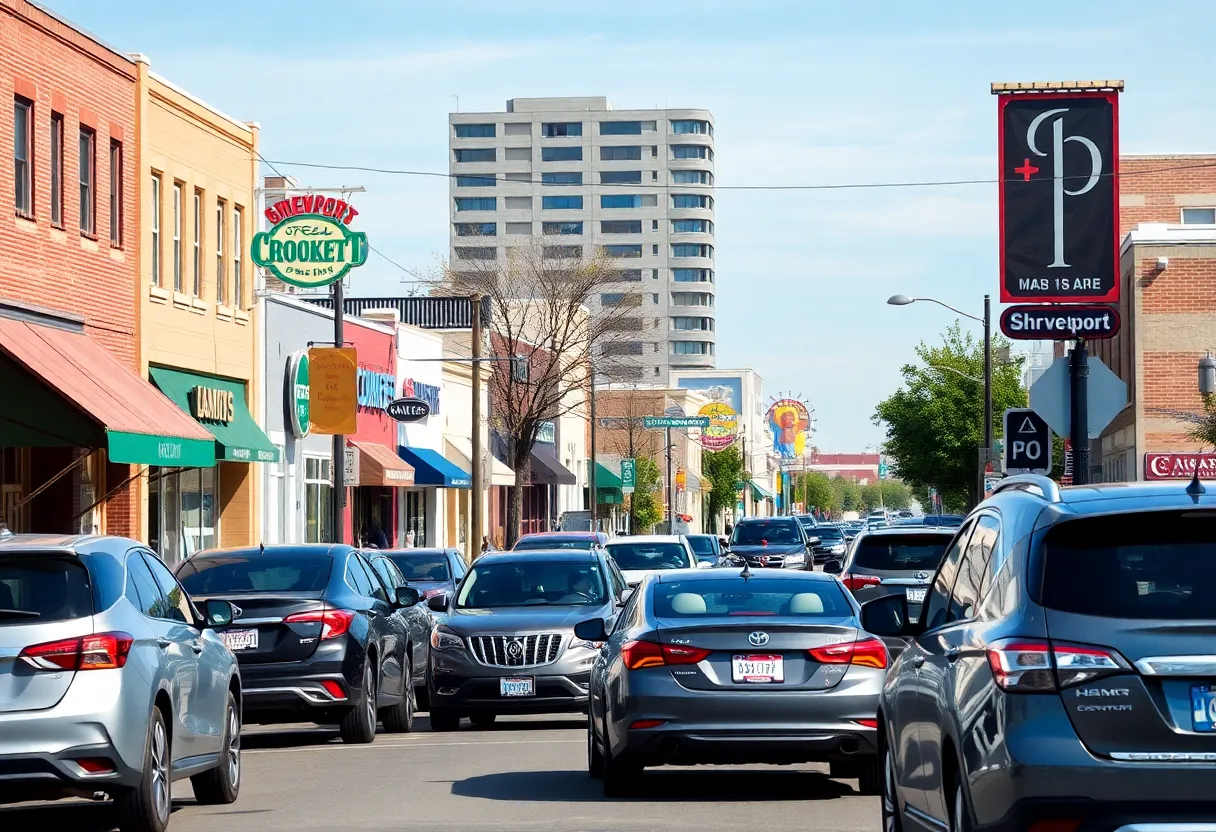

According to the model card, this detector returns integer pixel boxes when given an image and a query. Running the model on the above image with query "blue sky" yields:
[47,0,1216,451]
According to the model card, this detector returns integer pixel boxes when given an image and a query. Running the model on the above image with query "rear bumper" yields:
[0,742,143,802]
[623,725,877,767]
[238,647,360,718]
[429,672,590,714]
[974,799,1216,832]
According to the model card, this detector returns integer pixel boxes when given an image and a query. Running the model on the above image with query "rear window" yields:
[814,527,844,541]
[0,557,93,624]
[852,534,950,571]
[607,542,691,571]
[654,579,851,617]
[686,536,715,556]
[177,554,333,594]
[514,537,593,551]
[1041,512,1216,620]
[388,553,451,582]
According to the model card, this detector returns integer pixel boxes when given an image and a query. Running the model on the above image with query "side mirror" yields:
[822,558,843,575]
[426,593,450,612]
[617,587,634,606]
[202,599,235,629]
[395,586,421,608]
[860,594,918,639]
[806,537,821,547]
[574,617,609,643]
[696,560,713,570]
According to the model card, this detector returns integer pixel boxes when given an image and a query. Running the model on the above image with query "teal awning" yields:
[149,366,280,463]
[750,480,776,501]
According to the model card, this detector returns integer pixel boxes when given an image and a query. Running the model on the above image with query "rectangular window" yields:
[671,341,714,355]
[541,122,582,137]
[150,174,162,286]
[109,140,122,245]
[671,243,713,258]
[615,269,643,282]
[652,219,659,231]
[604,244,642,258]
[671,119,711,135]
[172,182,183,291]
[543,245,581,259]
[600,145,641,161]
[304,456,333,543]
[672,144,712,160]
[50,112,63,225]
[671,292,714,307]
[542,195,583,210]
[503,122,530,136]
[233,207,243,310]
[215,201,226,305]
[672,169,712,185]
[542,171,582,185]
[504,196,531,209]
[454,123,495,138]
[601,292,626,306]
[541,146,582,162]
[455,222,497,236]
[454,147,496,162]
[1181,207,1216,225]
[79,127,96,234]
[600,121,642,135]
[672,219,713,234]
[542,221,582,235]
[456,174,495,187]
[455,197,496,211]
[672,316,714,331]
[603,342,644,357]
[13,97,32,216]
[192,190,202,296]
[601,220,642,234]
[672,194,713,209]
[601,170,642,184]
[505,222,532,235]
[455,246,496,260]
[601,194,642,209]
[673,268,713,283]
[504,172,530,182]
[504,147,531,162]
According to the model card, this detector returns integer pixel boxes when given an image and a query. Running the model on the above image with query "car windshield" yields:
[732,521,802,545]
[815,527,844,541]
[0,557,93,624]
[1041,511,1216,620]
[177,553,333,594]
[607,542,691,571]
[686,536,716,556]
[654,579,851,618]
[851,535,950,571]
[386,553,450,582]
[455,560,607,608]
[514,537,594,551]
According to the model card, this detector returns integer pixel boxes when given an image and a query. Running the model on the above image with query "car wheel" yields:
[415,684,430,712]
[190,693,241,804]
[601,716,640,798]
[339,660,378,744]
[881,747,903,832]
[429,707,460,732]
[381,657,416,733]
[114,706,171,832]
[469,712,496,728]
[857,755,881,796]
[949,782,972,832]
[587,716,605,780]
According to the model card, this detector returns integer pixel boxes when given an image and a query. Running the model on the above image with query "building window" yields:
[150,174,162,286]
[504,172,529,182]
[541,171,582,185]
[543,245,581,260]
[601,121,642,135]
[192,190,202,296]
[148,466,218,564]
[454,148,495,162]
[109,141,123,246]
[503,122,531,136]
[304,456,333,543]
[542,221,582,235]
[1181,207,1216,225]
[504,196,531,209]
[601,170,642,185]
[50,112,63,226]
[13,97,32,216]
[455,222,497,236]
[615,269,643,282]
[455,197,496,211]
[673,193,713,210]
[673,268,713,283]
[601,220,642,234]
[541,122,582,137]
[542,195,582,210]
[671,292,714,307]
[671,341,714,355]
[604,244,642,258]
[172,183,183,291]
[672,169,712,185]
[600,145,642,162]
[672,219,713,234]
[541,146,582,162]
[671,243,714,259]
[505,222,531,235]
[503,147,531,162]
[216,201,226,305]
[454,123,495,138]
[601,194,642,209]
[233,207,243,310]
[456,174,495,187]
[672,316,714,331]
[79,127,95,235]
[455,246,496,260]
[671,119,711,135]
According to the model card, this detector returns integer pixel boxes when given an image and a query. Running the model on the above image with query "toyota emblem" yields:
[507,639,523,658]
[748,632,770,647]
[915,571,929,581]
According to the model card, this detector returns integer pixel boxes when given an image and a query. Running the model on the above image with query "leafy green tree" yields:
[879,480,912,510]
[794,472,835,514]
[830,477,863,513]
[627,456,663,532]
[702,446,745,533]
[859,483,883,512]
[874,322,1026,509]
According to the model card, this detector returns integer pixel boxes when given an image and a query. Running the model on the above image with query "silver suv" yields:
[0,534,241,832]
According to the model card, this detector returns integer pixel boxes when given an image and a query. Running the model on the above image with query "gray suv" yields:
[861,474,1216,832]
[426,550,628,731]
[836,526,955,622]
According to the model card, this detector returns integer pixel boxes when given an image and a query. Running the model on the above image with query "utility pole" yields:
[1070,337,1090,486]
[741,432,748,517]
[666,426,673,534]
[332,277,346,545]
[470,294,483,559]
[588,358,597,532]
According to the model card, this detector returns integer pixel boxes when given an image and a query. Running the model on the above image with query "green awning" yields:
[595,461,623,489]
[750,480,776,501]
[149,366,280,464]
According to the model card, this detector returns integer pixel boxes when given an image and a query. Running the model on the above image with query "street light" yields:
[888,293,993,503]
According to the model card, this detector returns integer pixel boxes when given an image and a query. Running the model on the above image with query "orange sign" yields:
[308,347,357,434]
[676,469,687,492]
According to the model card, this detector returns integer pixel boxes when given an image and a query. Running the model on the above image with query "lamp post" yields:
[889,294,992,504]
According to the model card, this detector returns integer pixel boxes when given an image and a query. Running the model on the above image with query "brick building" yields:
[1091,154,1216,481]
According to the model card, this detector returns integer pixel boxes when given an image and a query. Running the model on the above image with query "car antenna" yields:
[739,558,752,581]
[1187,452,1207,501]
[259,542,266,556]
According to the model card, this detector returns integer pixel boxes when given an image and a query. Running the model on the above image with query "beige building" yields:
[135,59,275,563]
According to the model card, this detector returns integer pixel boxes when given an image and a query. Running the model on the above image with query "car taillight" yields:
[622,640,712,670]
[19,632,133,671]
[284,609,355,640]
[421,588,446,599]
[808,636,888,669]
[841,574,881,591]
[986,638,1127,692]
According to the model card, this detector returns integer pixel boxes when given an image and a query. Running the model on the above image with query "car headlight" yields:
[571,638,604,651]
[831,544,846,554]
[430,627,465,651]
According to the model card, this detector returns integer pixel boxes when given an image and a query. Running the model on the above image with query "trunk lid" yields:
[191,592,326,665]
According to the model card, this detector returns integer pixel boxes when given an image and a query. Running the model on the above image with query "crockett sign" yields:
[252,195,368,289]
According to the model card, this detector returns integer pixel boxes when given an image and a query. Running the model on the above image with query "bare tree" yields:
[596,385,667,533]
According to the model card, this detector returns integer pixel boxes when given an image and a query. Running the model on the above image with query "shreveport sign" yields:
[251,195,368,289]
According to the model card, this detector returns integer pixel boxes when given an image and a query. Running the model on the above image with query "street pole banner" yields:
[997,88,1120,304]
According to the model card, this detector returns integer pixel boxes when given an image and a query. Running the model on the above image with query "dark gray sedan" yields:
[577,568,886,797]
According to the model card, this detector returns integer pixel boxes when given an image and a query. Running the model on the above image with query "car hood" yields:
[730,544,805,556]
[442,603,609,633]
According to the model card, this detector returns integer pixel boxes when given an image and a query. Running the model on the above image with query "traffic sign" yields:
[1000,304,1120,340]
[643,416,709,429]
[1029,355,1127,439]
[620,459,636,494]
[1003,408,1052,474]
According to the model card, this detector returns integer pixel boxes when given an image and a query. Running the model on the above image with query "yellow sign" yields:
[190,386,235,423]
[697,402,738,450]
[308,347,358,435]
[676,469,687,492]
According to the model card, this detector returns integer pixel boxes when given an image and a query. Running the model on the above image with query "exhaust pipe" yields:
[838,738,860,755]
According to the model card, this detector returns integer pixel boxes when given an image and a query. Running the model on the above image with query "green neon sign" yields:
[252,197,367,289]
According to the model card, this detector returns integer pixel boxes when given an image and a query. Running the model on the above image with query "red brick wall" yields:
[1139,257,1216,313]
[1120,155,1216,235]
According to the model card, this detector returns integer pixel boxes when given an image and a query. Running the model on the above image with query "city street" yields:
[0,715,878,832]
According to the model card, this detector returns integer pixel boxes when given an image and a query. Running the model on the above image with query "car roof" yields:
[736,516,797,523]
[653,567,837,583]
[986,478,1216,520]
[0,533,122,557]
[381,547,455,555]
[192,543,355,559]
[474,549,601,564]
[519,531,601,538]
[606,534,684,544]
[858,526,957,537]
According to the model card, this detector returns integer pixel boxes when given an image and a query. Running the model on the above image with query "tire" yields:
[115,707,171,832]
[415,684,430,712]
[857,755,881,796]
[587,717,605,780]
[469,712,496,728]
[429,707,461,732]
[881,747,903,832]
[339,660,378,744]
[381,658,416,734]
[601,717,641,798]
[190,693,241,805]
[949,782,972,832]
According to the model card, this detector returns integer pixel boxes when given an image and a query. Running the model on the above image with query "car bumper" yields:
[429,671,590,714]
[238,649,360,716]
[623,724,877,767]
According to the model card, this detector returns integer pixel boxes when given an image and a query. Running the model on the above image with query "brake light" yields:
[853,719,878,729]
[320,680,347,700]
[986,638,1128,693]
[808,636,888,669]
[284,609,355,640]
[622,640,712,670]
[19,632,133,671]
[841,574,881,591]
[629,719,667,730]
[75,758,115,774]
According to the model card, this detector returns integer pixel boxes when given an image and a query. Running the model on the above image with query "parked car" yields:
[726,517,813,570]
[863,474,1216,832]
[580,566,885,797]
[808,523,848,564]
[794,514,819,532]
[604,535,702,586]
[513,532,608,552]
[380,547,467,611]
[684,534,722,565]
[176,544,424,744]
[367,553,436,708]
[835,526,956,624]
[426,549,627,731]
[0,533,241,832]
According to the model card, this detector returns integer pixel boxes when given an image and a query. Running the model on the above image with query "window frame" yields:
[13,96,33,217]
[919,520,977,632]
[150,173,162,287]
[1180,206,1216,225]
[49,112,64,226]
[192,189,202,296]
[78,126,96,236]
[233,206,243,310]
[215,200,226,305]
[109,140,123,246]
[172,182,183,291]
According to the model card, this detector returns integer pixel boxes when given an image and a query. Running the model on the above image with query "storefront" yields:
[528,424,578,534]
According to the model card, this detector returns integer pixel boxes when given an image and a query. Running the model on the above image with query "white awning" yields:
[445,437,516,486]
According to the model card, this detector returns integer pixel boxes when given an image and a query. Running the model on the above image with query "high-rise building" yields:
[448,97,716,383]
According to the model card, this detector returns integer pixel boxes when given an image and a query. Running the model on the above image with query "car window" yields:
[731,520,802,545]
[606,542,692,571]
[355,555,390,602]
[372,557,405,589]
[921,520,975,631]
[142,553,196,624]
[177,552,333,594]
[457,560,608,608]
[654,578,852,617]
[607,558,627,593]
[0,555,93,625]
[612,585,642,635]
[686,536,716,556]
[972,516,1002,601]
[450,551,468,580]
[388,552,451,582]
[851,534,952,571]
[345,556,376,597]
[947,516,999,623]
[126,553,164,618]
[514,537,594,550]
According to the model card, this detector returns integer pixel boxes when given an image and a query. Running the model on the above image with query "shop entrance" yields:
[353,486,395,549]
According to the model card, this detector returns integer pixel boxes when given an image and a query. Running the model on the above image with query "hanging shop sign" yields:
[357,366,396,411]
[287,350,310,437]
[697,402,738,450]
[308,347,358,435]
[1000,304,1120,340]
[386,398,431,423]
[190,385,235,424]
[251,195,367,289]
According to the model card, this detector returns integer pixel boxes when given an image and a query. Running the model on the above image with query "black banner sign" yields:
[386,397,431,423]
[1000,304,1120,340]
[999,92,1119,304]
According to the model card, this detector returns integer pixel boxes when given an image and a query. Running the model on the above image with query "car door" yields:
[352,554,405,699]
[376,556,428,687]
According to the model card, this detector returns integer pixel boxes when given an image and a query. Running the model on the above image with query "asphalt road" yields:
[1,715,879,832]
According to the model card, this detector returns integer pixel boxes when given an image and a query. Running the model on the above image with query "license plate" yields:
[500,676,535,697]
[1192,685,1216,732]
[220,628,258,651]
[732,654,784,683]
[906,587,927,604]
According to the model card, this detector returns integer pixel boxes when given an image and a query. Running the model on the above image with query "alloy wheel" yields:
[226,704,241,788]
[882,748,899,832]
[364,663,377,734]
[952,785,967,832]
[151,718,170,824]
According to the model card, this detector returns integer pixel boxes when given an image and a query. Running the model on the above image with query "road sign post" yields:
[620,459,636,494]
[1003,408,1053,474]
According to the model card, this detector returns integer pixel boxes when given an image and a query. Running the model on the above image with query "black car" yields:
[683,533,722,565]
[807,523,848,564]
[368,553,437,707]
[381,547,468,610]
[726,517,812,570]
[176,544,425,744]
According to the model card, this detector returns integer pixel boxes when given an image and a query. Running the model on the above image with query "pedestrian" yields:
[481,535,492,555]
[366,518,389,550]
[404,530,416,548]
[724,520,734,538]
